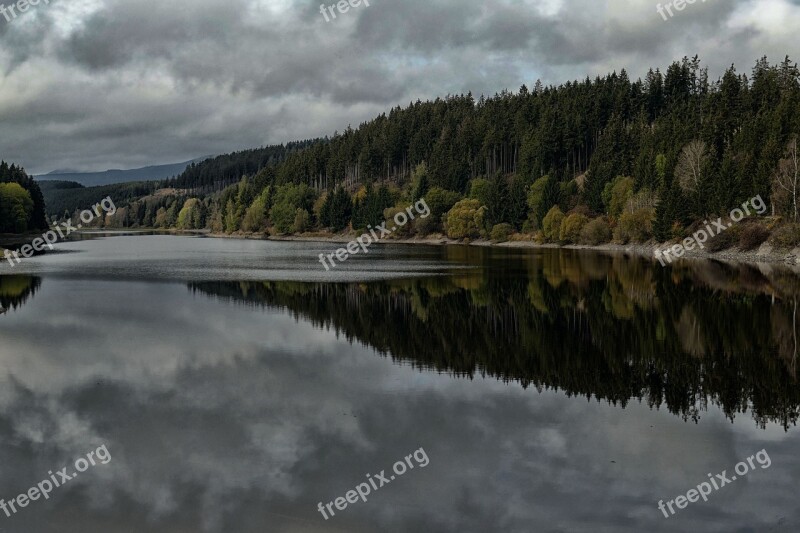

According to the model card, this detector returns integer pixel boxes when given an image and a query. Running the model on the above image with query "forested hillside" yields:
[0,162,48,234]
[40,180,159,219]
[166,141,319,192]
[74,56,800,248]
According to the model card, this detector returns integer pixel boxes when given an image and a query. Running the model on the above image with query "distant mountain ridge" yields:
[46,169,81,175]
[35,157,212,187]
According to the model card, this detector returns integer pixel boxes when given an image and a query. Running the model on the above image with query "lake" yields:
[0,234,798,532]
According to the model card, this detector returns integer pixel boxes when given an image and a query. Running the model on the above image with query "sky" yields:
[0,0,798,175]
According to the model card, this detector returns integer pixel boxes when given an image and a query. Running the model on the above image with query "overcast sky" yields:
[0,0,798,174]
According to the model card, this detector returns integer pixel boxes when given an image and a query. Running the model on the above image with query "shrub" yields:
[559,213,588,243]
[542,206,565,242]
[384,207,413,237]
[445,199,486,239]
[569,204,591,217]
[705,225,741,252]
[292,208,310,233]
[269,202,296,234]
[769,223,800,249]
[414,214,438,236]
[579,217,612,245]
[738,225,770,251]
[426,187,463,221]
[490,223,513,242]
[614,208,655,243]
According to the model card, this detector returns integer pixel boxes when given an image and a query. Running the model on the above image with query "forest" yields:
[48,56,800,249]
[40,180,158,221]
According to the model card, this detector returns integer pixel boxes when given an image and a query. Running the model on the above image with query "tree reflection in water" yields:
[189,250,800,430]
[0,275,41,315]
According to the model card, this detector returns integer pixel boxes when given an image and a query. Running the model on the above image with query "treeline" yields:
[41,180,159,221]
[0,161,47,234]
[97,56,800,246]
[165,141,319,192]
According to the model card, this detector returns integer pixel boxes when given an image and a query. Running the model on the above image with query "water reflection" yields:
[0,275,40,314]
[190,250,800,429]
[0,246,799,532]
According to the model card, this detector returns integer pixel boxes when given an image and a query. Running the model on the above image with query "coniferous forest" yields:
[43,56,800,250]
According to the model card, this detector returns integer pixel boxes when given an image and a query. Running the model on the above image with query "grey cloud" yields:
[0,0,797,173]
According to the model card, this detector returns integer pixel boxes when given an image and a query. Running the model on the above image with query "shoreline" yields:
[6,227,793,270]
[203,231,800,268]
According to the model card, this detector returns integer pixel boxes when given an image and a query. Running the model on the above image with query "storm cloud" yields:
[0,0,798,174]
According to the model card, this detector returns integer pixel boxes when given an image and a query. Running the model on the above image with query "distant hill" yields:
[35,157,211,187]
[40,180,162,218]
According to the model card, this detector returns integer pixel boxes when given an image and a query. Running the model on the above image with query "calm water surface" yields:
[0,234,798,532]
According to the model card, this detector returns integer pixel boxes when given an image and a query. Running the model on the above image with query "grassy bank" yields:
[204,221,800,267]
